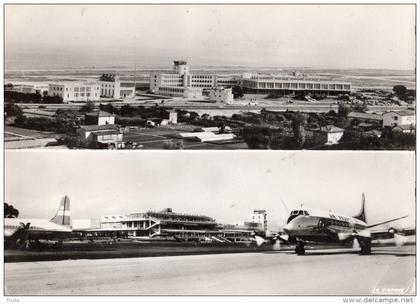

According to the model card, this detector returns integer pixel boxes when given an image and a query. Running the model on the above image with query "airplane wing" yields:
[365,216,408,229]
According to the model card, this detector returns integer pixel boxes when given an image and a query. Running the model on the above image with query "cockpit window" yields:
[287,209,309,224]
[290,210,309,216]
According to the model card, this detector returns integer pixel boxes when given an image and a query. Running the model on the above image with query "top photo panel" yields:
[4,4,416,150]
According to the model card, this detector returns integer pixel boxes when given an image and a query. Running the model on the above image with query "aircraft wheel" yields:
[360,241,371,255]
[295,242,305,255]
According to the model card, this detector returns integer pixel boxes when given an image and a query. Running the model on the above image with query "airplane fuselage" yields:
[4,218,72,239]
[284,211,367,244]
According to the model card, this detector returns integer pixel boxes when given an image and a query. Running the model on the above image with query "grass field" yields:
[4,126,59,139]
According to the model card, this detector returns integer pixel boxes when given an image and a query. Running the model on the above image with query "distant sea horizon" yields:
[5,50,415,73]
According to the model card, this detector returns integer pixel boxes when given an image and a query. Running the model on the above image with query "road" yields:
[5,246,415,296]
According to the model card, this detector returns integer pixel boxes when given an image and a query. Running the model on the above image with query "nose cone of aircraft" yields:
[283,218,301,236]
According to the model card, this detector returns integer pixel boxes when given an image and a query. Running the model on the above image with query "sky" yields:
[5,151,415,230]
[5,4,416,70]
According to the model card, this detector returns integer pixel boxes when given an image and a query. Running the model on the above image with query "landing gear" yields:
[359,239,371,255]
[295,242,305,255]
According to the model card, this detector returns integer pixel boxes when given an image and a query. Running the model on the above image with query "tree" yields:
[4,203,19,218]
[14,116,56,131]
[218,122,226,134]
[337,103,350,118]
[232,86,244,99]
[42,95,63,104]
[291,113,306,147]
[80,101,95,113]
[5,91,42,103]
[393,85,407,97]
[99,103,117,114]
[163,140,184,150]
[338,129,363,149]
[120,104,136,116]
[189,111,200,121]
[241,126,273,149]
[5,103,23,117]
[351,103,368,113]
[57,135,88,149]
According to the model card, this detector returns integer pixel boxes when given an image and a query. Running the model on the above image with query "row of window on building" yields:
[243,80,351,90]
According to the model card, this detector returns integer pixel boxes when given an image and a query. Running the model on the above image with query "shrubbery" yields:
[5,91,63,104]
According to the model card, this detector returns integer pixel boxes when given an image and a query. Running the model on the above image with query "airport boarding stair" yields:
[217,236,232,243]
[210,236,226,243]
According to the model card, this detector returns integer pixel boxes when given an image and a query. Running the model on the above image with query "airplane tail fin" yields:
[353,193,367,223]
[50,195,71,227]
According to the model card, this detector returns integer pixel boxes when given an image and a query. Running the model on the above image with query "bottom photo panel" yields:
[4,151,416,296]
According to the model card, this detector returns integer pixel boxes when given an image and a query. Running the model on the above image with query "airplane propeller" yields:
[254,235,267,247]
[393,233,409,247]
[352,238,361,250]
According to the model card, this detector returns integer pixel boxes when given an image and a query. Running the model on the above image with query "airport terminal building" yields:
[48,82,101,103]
[149,61,240,97]
[97,208,256,242]
[150,61,351,99]
[241,74,352,95]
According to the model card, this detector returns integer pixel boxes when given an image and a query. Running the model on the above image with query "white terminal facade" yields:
[48,82,101,103]
[48,74,135,103]
[150,60,352,100]
[150,61,238,100]
[241,74,351,95]
[97,208,256,242]
[99,74,135,99]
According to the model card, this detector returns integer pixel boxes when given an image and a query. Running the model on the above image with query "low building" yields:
[168,111,178,124]
[209,87,234,104]
[312,125,344,145]
[48,82,101,103]
[77,124,122,148]
[156,86,203,98]
[179,131,236,142]
[85,111,115,126]
[245,210,267,232]
[91,130,123,149]
[195,126,232,133]
[382,111,415,128]
[10,83,49,95]
[241,74,351,95]
[99,74,135,99]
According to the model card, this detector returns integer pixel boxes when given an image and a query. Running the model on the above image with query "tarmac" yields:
[5,245,415,296]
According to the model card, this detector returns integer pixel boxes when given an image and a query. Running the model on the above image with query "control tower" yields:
[173,60,190,75]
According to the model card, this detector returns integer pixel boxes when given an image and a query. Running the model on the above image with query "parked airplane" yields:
[255,193,408,255]
[4,195,72,249]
